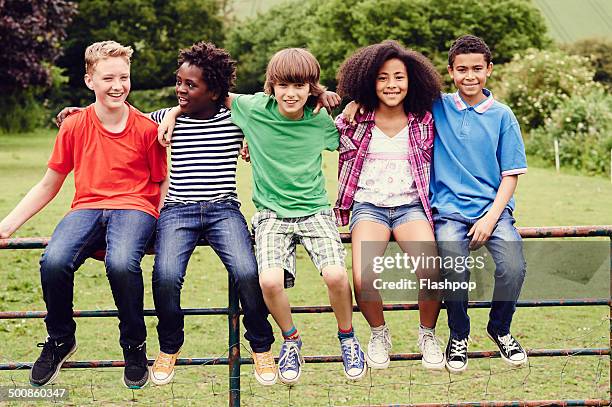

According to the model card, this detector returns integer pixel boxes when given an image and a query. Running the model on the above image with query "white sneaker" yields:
[366,325,392,369]
[418,330,445,370]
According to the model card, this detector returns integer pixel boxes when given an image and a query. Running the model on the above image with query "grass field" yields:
[0,129,610,406]
[532,0,612,43]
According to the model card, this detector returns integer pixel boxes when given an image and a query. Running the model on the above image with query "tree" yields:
[0,0,77,92]
[57,0,224,92]
[226,0,551,92]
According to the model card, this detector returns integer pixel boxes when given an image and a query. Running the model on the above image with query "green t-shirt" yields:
[231,93,339,218]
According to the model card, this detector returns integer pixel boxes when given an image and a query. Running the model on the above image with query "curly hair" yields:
[336,40,441,118]
[177,42,236,102]
[448,35,492,67]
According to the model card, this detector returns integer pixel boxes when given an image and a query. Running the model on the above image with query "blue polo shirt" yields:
[430,89,527,219]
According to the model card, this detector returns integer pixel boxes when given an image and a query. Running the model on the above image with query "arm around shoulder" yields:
[0,169,68,238]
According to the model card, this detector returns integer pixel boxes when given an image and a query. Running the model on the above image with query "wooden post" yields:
[554,139,560,173]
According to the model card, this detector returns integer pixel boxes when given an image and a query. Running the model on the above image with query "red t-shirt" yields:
[48,103,167,218]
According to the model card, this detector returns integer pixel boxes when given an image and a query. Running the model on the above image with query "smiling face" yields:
[272,82,311,120]
[375,58,409,110]
[85,56,130,110]
[448,53,493,106]
[175,62,220,119]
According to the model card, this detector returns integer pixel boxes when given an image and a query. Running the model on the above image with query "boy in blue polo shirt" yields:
[430,35,528,374]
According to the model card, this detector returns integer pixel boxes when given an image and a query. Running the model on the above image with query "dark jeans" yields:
[434,209,527,339]
[152,200,274,354]
[40,209,156,348]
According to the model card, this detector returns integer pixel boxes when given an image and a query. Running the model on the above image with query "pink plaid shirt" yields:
[333,110,435,228]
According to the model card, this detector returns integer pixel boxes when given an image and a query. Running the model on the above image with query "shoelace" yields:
[155,352,174,369]
[370,328,392,351]
[255,352,275,370]
[419,332,443,357]
[36,340,58,367]
[498,334,520,354]
[449,337,469,359]
[279,342,300,371]
[341,338,361,368]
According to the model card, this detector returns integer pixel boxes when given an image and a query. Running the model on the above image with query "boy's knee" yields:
[153,270,184,293]
[322,266,348,290]
[39,251,72,279]
[259,269,284,295]
[105,255,141,277]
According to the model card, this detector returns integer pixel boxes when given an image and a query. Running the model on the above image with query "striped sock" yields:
[338,325,354,340]
[282,326,300,341]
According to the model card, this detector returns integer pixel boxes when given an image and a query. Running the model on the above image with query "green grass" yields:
[0,129,610,406]
[532,0,612,43]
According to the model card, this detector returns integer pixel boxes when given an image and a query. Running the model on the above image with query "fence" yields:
[1,225,611,406]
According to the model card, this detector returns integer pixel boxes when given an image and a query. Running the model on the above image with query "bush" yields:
[528,89,612,175]
[128,87,177,113]
[226,0,551,92]
[494,49,600,130]
[0,91,48,133]
[564,37,612,91]
[58,0,224,93]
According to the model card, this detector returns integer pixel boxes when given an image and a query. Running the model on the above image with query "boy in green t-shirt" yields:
[160,48,366,385]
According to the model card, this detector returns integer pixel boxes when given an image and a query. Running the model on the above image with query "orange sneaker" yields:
[253,350,277,386]
[151,350,180,385]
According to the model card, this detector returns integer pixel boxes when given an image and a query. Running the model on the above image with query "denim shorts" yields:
[349,201,428,231]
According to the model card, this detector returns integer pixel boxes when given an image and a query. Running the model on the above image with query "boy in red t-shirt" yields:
[0,41,167,389]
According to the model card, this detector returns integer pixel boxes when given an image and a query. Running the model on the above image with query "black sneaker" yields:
[123,342,149,389]
[486,327,528,367]
[445,336,469,374]
[30,337,77,386]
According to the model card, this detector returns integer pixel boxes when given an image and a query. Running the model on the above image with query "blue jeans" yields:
[433,209,526,339]
[153,200,274,354]
[40,209,156,348]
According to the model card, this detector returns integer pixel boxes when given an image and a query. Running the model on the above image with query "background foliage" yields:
[57,0,224,98]
[225,0,551,92]
[0,0,76,132]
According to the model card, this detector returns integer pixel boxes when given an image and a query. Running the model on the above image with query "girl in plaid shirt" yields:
[334,40,445,370]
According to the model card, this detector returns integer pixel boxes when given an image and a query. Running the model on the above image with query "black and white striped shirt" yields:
[150,107,243,204]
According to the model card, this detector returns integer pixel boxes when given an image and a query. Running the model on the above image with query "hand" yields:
[342,101,363,125]
[314,90,341,114]
[240,143,250,162]
[157,107,180,147]
[0,221,13,239]
[467,214,497,250]
[55,107,83,127]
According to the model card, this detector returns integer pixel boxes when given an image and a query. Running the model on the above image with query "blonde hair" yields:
[264,48,325,102]
[84,41,133,75]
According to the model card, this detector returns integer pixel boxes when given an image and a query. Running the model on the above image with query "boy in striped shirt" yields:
[57,42,277,386]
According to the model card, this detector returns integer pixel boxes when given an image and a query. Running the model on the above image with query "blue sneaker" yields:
[278,339,303,384]
[340,337,367,380]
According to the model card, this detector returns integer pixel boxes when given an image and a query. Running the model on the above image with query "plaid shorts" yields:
[251,208,347,288]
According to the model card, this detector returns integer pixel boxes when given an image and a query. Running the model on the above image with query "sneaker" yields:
[340,337,367,380]
[253,350,277,386]
[278,339,303,384]
[487,328,528,367]
[418,330,445,370]
[366,325,392,369]
[30,337,77,386]
[151,349,180,385]
[123,342,149,389]
[445,336,469,374]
